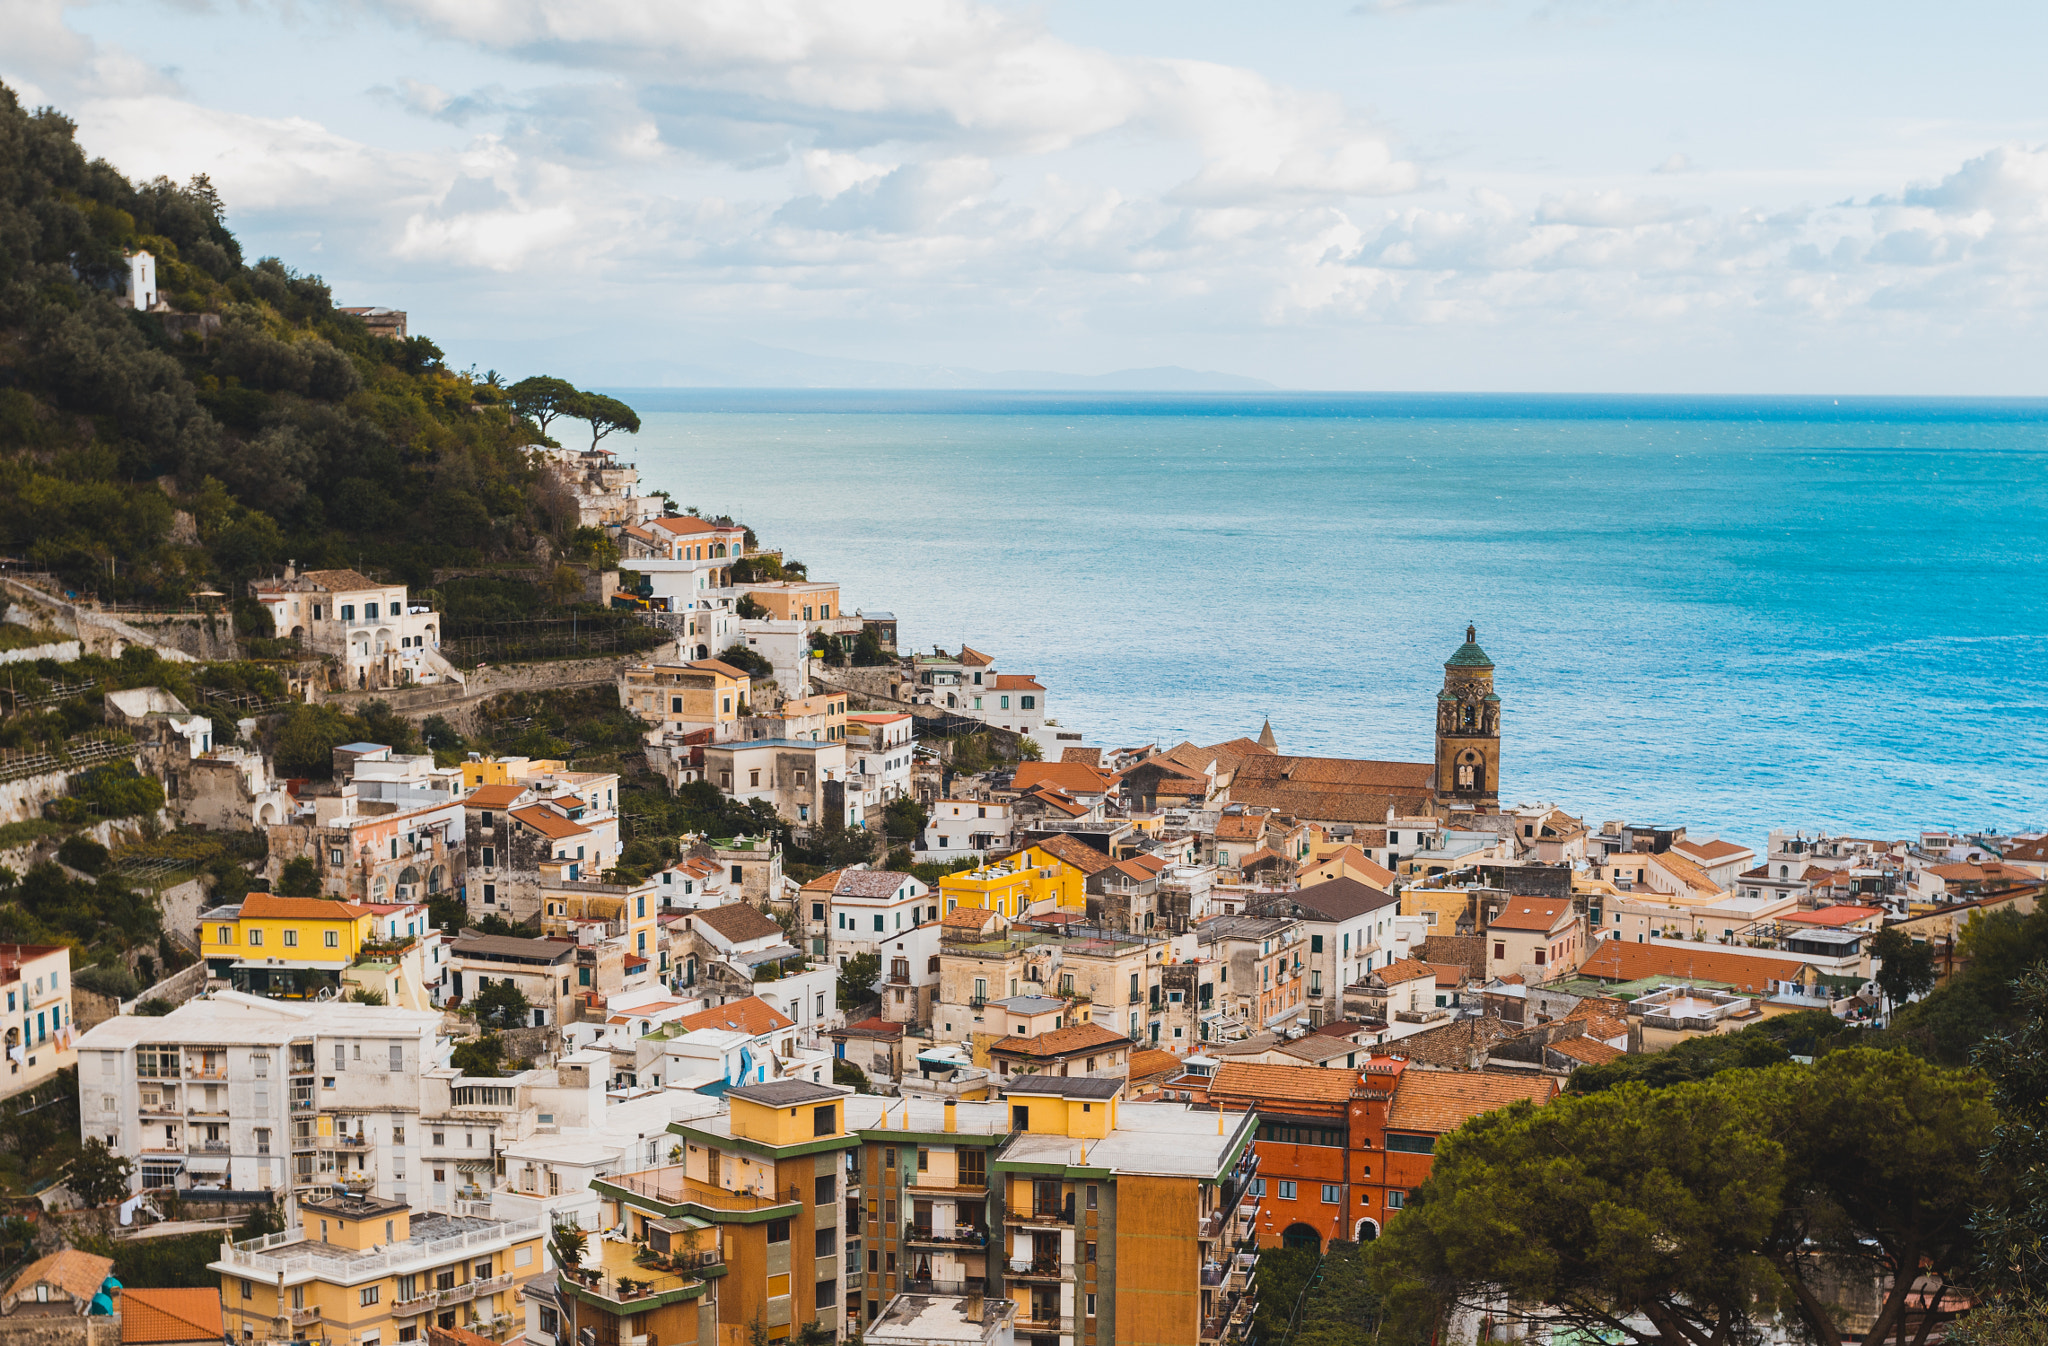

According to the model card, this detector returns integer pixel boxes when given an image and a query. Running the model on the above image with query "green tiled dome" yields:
[1445,624,1494,669]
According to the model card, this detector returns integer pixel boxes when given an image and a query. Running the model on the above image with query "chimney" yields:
[285,559,297,580]
[944,1099,957,1133]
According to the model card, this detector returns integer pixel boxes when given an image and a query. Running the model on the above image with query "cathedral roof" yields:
[1445,624,1495,669]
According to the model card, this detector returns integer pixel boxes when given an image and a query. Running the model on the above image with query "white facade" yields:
[922,799,1015,862]
[253,568,460,691]
[735,617,817,694]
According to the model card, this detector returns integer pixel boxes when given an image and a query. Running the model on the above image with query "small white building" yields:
[922,798,1015,862]
[251,566,460,691]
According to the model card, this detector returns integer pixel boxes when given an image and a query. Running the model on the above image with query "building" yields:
[1247,878,1401,1025]
[119,1287,223,1346]
[213,1194,543,1346]
[703,739,851,829]
[264,784,467,909]
[1484,896,1586,981]
[445,934,580,1027]
[201,894,376,1000]
[1,1250,114,1317]
[339,306,408,339]
[846,713,918,810]
[910,649,1051,738]
[620,659,752,742]
[75,992,445,1200]
[0,945,76,1100]
[251,566,458,691]
[924,799,1017,864]
[1202,1062,1376,1252]
[986,1022,1132,1081]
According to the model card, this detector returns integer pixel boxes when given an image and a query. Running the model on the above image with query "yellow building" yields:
[0,944,76,1101]
[459,756,567,789]
[940,842,1100,919]
[213,1194,544,1346]
[204,895,377,999]
[619,660,752,734]
[586,1080,859,1345]
[738,581,840,624]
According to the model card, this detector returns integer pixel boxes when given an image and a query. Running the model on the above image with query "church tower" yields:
[1435,625,1501,813]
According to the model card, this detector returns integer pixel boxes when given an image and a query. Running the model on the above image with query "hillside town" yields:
[0,441,2037,1346]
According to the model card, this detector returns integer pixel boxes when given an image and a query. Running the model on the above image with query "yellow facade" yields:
[215,1196,543,1346]
[460,756,566,788]
[729,1090,847,1146]
[620,664,750,733]
[941,849,1089,918]
[209,896,375,963]
[1005,1086,1118,1139]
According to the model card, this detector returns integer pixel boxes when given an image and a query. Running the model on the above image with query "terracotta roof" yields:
[1487,896,1576,933]
[122,1289,224,1344]
[801,868,848,893]
[296,568,379,592]
[1275,1035,1363,1064]
[1060,747,1103,767]
[1676,838,1751,861]
[1429,962,1470,987]
[1374,957,1436,985]
[1129,854,1168,874]
[1652,851,1721,895]
[1126,1048,1182,1083]
[693,903,784,943]
[958,646,994,667]
[1576,941,1811,996]
[942,907,1001,930]
[989,1021,1129,1059]
[1781,904,1883,927]
[1106,859,1156,882]
[1215,814,1267,842]
[834,1016,904,1039]
[7,1250,113,1305]
[1229,753,1435,825]
[685,658,751,681]
[1384,1070,1555,1134]
[674,996,793,1036]
[1012,761,1118,795]
[509,805,590,840]
[992,674,1044,691]
[1391,1014,1518,1068]
[1026,788,1089,818]
[428,1325,501,1346]
[649,515,743,536]
[2004,836,2048,862]
[1030,833,1117,876]
[1548,1036,1626,1065]
[240,893,370,921]
[464,783,527,808]
[1237,847,1288,870]
[1206,1061,1364,1106]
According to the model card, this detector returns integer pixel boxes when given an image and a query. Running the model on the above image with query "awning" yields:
[455,1159,494,1175]
[231,959,347,972]
[185,1156,230,1173]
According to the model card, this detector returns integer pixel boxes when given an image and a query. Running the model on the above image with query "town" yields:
[0,425,2036,1346]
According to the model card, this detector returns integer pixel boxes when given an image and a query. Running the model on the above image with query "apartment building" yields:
[250,566,459,691]
[619,659,752,742]
[1196,917,1308,1036]
[1483,896,1588,981]
[75,993,444,1200]
[703,738,853,830]
[0,945,75,1101]
[584,1080,856,1346]
[213,1193,543,1346]
[845,713,917,808]
[1246,878,1402,1027]
[444,934,580,1027]
[201,894,375,1000]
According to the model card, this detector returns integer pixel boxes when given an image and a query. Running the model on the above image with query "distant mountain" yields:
[458,334,1277,392]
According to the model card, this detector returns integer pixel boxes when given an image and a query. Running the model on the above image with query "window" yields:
[815,1226,836,1257]
[1322,1184,1342,1204]
[814,1105,837,1137]
[283,930,298,948]
[241,1280,253,1300]
[1022,695,1035,709]
[482,847,495,867]
[1388,1191,1406,1209]
[1278,1180,1297,1200]
[1493,942,1505,960]
[249,929,264,947]
[360,1287,380,1307]
[1085,1184,1098,1209]
[341,605,355,621]
[749,769,761,787]
[1087,1294,1097,1317]
[767,1273,792,1299]
[1387,1134,1435,1154]
[766,1219,791,1244]
[365,602,379,619]
[390,1044,403,1071]
[325,930,339,948]
[1311,934,1324,953]
[334,1044,346,1070]
[252,1053,269,1077]
[815,1280,837,1308]
[815,1173,836,1204]
[330,849,344,866]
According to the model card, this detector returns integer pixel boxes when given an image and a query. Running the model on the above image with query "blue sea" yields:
[615,392,2048,851]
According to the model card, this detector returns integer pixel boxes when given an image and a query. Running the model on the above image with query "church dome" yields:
[1444,624,1494,670]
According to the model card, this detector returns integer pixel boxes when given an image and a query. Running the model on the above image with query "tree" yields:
[468,977,531,1028]
[837,953,881,1014]
[452,1034,507,1078]
[70,1137,134,1209]
[429,894,470,933]
[882,798,927,841]
[509,376,580,438]
[549,1220,589,1274]
[1368,1080,1790,1346]
[1966,967,2048,1321]
[833,1058,871,1094]
[347,988,386,1005]
[573,392,641,450]
[1872,925,1939,1017]
[1016,737,1043,761]
[275,857,321,897]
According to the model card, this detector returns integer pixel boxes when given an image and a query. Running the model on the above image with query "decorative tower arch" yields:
[1435,624,1501,813]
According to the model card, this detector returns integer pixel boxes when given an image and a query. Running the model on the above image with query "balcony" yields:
[1004,1205,1073,1228]
[188,1140,231,1155]
[185,1104,230,1118]
[559,1240,721,1311]
[289,1307,322,1328]
[184,1064,229,1080]
[902,1276,985,1297]
[596,1167,801,1216]
[904,1223,988,1248]
[1016,1313,1072,1335]
[1006,1258,1073,1283]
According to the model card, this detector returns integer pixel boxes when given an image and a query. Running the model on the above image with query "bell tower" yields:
[1435,624,1501,814]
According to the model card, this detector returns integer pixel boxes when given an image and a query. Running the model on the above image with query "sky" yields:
[9,0,2048,391]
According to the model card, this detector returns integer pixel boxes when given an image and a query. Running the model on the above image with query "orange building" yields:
[1205,1062,1379,1253]
[1372,1063,1555,1238]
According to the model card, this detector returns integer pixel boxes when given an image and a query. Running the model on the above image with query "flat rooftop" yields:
[997,1101,1251,1179]
[844,1097,1014,1137]
[869,1291,1015,1344]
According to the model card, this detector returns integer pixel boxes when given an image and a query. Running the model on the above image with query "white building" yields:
[251,566,460,691]
[922,798,1016,863]
[821,868,943,1027]
[846,712,917,816]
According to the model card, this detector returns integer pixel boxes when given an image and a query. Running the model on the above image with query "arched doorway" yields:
[695,643,709,660]
[1280,1223,1322,1253]
[1355,1219,1379,1242]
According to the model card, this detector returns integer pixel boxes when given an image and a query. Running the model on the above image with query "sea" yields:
[614,391,2048,852]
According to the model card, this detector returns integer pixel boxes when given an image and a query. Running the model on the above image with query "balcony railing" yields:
[188,1140,230,1154]
[221,1218,544,1281]
[905,1223,988,1248]
[288,1307,321,1327]
[1007,1258,1073,1282]
[598,1167,801,1213]
[558,1259,719,1308]
[1017,1313,1072,1334]
[902,1275,985,1297]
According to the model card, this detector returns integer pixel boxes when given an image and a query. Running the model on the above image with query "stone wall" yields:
[0,1316,121,1346]
[0,642,80,666]
[111,612,237,661]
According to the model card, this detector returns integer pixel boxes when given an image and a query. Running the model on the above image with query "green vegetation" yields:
[836,952,880,1014]
[718,642,773,679]
[0,860,162,967]
[832,1058,872,1094]
[78,1204,284,1286]
[1880,904,2048,1065]
[0,624,63,652]
[1253,1243,1382,1346]
[0,83,635,628]
[44,760,164,823]
[1956,966,2048,1336]
[882,797,927,841]
[466,979,532,1030]
[68,1136,132,1208]
[1567,1009,1853,1094]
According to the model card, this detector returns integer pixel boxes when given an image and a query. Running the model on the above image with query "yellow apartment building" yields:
[460,757,566,789]
[203,895,377,999]
[213,1193,543,1346]
[939,849,1095,921]
[619,661,752,736]
[738,582,840,625]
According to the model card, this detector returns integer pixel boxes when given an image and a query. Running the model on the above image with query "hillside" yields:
[0,83,587,625]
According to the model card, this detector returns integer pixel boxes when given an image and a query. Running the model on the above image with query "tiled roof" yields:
[1781,904,1883,927]
[649,515,743,536]
[122,1289,224,1344]
[1237,847,1286,869]
[1391,1014,1517,1068]
[686,659,752,681]
[509,805,590,841]
[296,568,379,592]
[1126,1048,1182,1082]
[1487,896,1575,933]
[1652,851,1721,895]
[1207,1062,1363,1106]
[1548,1036,1626,1065]
[1429,962,1471,987]
[7,1250,113,1306]
[464,783,527,808]
[1576,941,1808,995]
[674,996,793,1037]
[1229,751,1437,825]
[1060,748,1103,767]
[693,903,784,943]
[992,674,1044,691]
[1373,957,1436,985]
[240,893,369,921]
[1030,833,1117,876]
[834,869,915,899]
[1215,814,1267,842]
[801,868,848,893]
[1384,1070,1554,1134]
[1677,837,1752,861]
[959,647,994,667]
[988,1021,1129,1059]
[1026,788,1089,818]
[1012,761,1118,795]
[2004,836,2048,862]
[1275,1035,1361,1064]
[942,907,1000,930]
[834,1016,905,1039]
[1281,876,1399,922]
